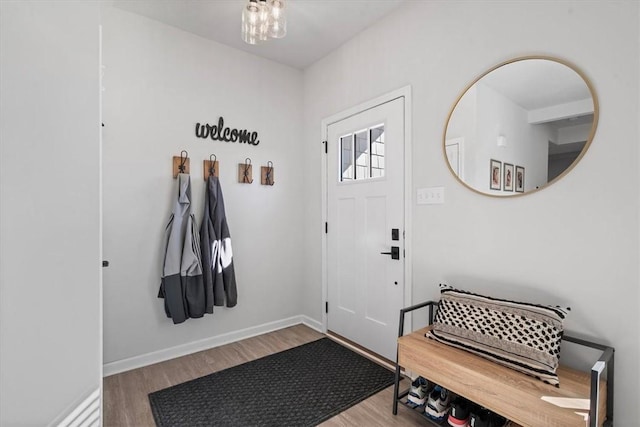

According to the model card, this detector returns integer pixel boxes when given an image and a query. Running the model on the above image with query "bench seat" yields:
[397,326,607,427]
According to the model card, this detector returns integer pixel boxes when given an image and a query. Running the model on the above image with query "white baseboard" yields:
[103,315,323,377]
[300,315,323,332]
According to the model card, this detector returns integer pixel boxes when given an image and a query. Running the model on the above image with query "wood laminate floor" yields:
[103,324,426,426]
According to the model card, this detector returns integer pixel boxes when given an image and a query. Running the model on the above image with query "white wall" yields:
[475,82,550,192]
[302,1,639,424]
[556,122,591,145]
[101,8,305,365]
[0,1,102,424]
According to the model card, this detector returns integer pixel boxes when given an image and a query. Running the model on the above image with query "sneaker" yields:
[425,386,451,422]
[488,412,507,427]
[469,408,490,427]
[407,376,430,406]
[448,397,471,426]
[470,408,507,427]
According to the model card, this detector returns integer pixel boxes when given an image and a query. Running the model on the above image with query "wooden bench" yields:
[392,301,614,427]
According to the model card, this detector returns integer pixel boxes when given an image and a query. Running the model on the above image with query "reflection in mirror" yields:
[443,57,598,196]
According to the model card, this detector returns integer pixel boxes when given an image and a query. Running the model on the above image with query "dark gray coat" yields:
[201,176,237,310]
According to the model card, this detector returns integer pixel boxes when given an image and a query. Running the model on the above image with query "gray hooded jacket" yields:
[158,173,205,324]
[201,175,237,309]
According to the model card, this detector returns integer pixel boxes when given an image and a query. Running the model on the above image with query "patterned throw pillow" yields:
[426,287,567,386]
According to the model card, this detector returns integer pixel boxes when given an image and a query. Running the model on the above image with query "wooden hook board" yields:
[238,163,253,184]
[173,156,190,178]
[261,166,275,186]
[203,160,219,180]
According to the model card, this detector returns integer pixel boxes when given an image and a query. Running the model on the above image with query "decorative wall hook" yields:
[261,161,275,186]
[238,157,253,184]
[173,150,190,178]
[203,153,219,180]
[179,151,188,172]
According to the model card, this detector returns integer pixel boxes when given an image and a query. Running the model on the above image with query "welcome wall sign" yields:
[195,117,260,146]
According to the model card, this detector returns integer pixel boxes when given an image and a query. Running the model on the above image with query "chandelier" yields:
[241,0,287,45]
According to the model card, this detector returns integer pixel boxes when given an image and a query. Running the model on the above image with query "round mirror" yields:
[443,56,598,196]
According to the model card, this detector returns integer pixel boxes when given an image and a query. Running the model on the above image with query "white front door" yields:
[326,97,405,361]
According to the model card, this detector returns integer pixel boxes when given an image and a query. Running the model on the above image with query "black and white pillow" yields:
[426,287,567,386]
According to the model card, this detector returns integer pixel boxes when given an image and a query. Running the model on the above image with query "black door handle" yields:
[380,246,400,260]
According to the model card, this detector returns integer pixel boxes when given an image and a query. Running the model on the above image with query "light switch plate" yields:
[417,186,445,205]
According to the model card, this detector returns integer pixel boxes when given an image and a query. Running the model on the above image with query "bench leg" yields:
[392,362,402,415]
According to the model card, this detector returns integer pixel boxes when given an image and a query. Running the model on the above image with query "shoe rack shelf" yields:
[392,301,615,427]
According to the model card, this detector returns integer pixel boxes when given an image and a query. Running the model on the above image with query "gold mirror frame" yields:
[442,56,599,197]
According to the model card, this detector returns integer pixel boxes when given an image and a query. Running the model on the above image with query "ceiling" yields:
[112,0,406,70]
[481,59,592,111]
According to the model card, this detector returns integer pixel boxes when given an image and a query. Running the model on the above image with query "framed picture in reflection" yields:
[503,163,514,191]
[515,166,525,193]
[490,159,501,190]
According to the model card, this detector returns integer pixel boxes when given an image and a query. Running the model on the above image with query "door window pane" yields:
[370,125,385,178]
[354,130,369,179]
[340,134,353,181]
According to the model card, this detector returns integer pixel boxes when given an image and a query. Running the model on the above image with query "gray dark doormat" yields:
[148,337,395,426]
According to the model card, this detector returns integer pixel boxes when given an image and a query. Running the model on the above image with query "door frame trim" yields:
[320,86,413,336]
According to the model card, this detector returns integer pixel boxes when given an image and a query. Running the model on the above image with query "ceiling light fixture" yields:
[241,0,287,45]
